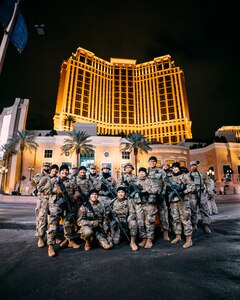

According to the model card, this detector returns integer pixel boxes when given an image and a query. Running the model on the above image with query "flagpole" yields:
[0,0,20,75]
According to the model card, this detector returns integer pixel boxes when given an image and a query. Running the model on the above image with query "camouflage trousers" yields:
[135,202,157,239]
[169,200,192,236]
[47,199,76,245]
[189,193,211,225]
[207,198,218,215]
[79,225,113,248]
[110,219,137,245]
[35,197,48,238]
[157,200,170,230]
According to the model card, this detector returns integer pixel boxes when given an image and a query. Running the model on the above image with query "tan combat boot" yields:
[84,240,91,251]
[171,234,182,244]
[101,241,111,250]
[68,240,80,249]
[139,238,147,247]
[37,238,45,248]
[144,238,153,249]
[163,229,170,241]
[183,235,193,249]
[130,237,138,251]
[48,245,56,257]
[203,225,211,234]
[60,239,69,247]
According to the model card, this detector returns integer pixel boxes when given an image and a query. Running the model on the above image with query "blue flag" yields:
[0,0,28,53]
[10,12,28,53]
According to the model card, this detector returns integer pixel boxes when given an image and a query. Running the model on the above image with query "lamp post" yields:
[28,167,34,181]
[207,169,215,180]
[0,166,8,194]
[115,168,120,179]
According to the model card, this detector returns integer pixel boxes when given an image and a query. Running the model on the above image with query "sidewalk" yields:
[0,194,37,203]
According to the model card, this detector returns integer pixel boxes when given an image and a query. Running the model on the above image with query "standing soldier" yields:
[77,189,113,251]
[147,156,170,241]
[98,163,117,207]
[165,162,194,249]
[207,177,218,215]
[33,162,51,241]
[35,164,59,248]
[135,167,158,249]
[44,164,80,257]
[88,164,102,191]
[117,162,137,196]
[109,186,138,251]
[189,161,213,234]
[75,166,94,205]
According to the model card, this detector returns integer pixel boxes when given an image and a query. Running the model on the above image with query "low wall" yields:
[0,194,37,203]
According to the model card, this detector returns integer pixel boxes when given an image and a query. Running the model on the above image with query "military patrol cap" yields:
[148,156,157,162]
[124,162,134,170]
[117,186,126,192]
[43,162,50,167]
[90,164,97,169]
[102,163,111,170]
[171,162,181,169]
[60,164,69,172]
[190,160,200,166]
[138,167,147,174]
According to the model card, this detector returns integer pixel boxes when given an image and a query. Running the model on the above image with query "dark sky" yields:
[0,0,239,138]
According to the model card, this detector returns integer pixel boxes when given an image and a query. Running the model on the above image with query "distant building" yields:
[215,126,240,142]
[53,47,192,144]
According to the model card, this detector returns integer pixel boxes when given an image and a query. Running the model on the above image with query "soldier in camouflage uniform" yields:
[77,189,113,251]
[207,178,218,215]
[188,161,213,234]
[43,164,80,257]
[135,167,158,249]
[74,166,94,207]
[88,164,102,191]
[33,162,51,241]
[116,162,137,192]
[35,164,59,248]
[147,156,170,241]
[109,186,138,251]
[164,162,195,249]
[98,163,117,207]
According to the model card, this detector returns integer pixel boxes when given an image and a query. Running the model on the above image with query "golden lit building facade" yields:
[53,47,192,144]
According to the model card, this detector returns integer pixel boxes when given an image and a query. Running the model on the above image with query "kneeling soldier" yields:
[77,189,113,251]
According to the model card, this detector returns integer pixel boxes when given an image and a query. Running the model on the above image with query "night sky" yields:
[0,0,239,138]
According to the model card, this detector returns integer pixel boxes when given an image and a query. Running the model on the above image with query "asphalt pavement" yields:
[0,196,239,300]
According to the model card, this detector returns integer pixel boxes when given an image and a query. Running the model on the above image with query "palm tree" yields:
[61,130,94,168]
[120,132,152,175]
[0,141,18,194]
[8,130,39,194]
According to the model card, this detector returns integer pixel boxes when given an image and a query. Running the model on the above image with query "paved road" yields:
[0,199,239,300]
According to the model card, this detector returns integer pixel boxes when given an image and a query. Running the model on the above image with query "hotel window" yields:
[44,149,53,158]
[122,151,130,159]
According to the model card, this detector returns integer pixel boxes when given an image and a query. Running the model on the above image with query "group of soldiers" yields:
[33,156,218,257]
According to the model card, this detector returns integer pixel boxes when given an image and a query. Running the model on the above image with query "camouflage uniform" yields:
[43,176,79,245]
[35,174,54,239]
[165,173,194,237]
[98,175,117,207]
[189,170,212,227]
[75,174,94,208]
[134,175,158,240]
[109,197,137,245]
[76,200,113,249]
[147,167,169,233]
[207,178,218,215]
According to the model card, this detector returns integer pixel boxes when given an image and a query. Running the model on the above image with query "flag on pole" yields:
[0,0,28,53]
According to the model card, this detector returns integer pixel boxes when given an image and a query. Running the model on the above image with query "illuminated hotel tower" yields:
[54,47,192,144]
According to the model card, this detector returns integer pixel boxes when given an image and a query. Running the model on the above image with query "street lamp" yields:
[115,168,121,179]
[28,167,34,181]
[0,166,8,194]
[207,169,215,180]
